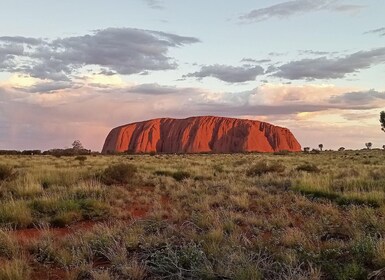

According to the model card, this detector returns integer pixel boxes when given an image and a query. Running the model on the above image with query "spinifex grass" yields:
[0,150,384,279]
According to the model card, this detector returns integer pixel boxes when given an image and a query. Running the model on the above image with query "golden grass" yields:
[0,150,385,279]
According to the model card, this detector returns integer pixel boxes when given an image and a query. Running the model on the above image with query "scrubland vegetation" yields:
[0,150,385,279]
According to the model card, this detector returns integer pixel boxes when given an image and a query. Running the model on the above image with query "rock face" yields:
[102,116,301,153]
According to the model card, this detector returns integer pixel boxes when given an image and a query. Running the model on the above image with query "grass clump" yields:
[154,170,191,181]
[50,211,82,227]
[172,170,191,181]
[0,259,31,280]
[1,152,385,279]
[102,163,137,185]
[0,201,33,228]
[296,163,320,173]
[0,165,14,181]
[154,170,174,177]
[0,230,19,259]
[246,161,285,176]
[75,155,87,165]
[148,242,213,279]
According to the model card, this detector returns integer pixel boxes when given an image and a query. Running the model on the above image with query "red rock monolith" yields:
[102,116,301,153]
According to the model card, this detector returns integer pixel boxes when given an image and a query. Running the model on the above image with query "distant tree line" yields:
[0,148,93,156]
[0,140,96,156]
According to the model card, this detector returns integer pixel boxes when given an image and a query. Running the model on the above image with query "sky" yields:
[0,0,384,151]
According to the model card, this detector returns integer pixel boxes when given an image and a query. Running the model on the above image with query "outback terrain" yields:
[0,150,385,279]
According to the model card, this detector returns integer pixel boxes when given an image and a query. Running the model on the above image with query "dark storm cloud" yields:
[185,64,265,83]
[364,27,385,37]
[329,90,385,104]
[240,0,365,22]
[0,27,199,81]
[273,47,385,80]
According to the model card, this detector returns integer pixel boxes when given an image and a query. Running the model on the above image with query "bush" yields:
[0,201,33,228]
[0,165,14,181]
[102,163,137,185]
[246,161,285,176]
[80,199,110,219]
[296,163,320,173]
[154,170,191,181]
[75,155,87,164]
[172,171,191,181]
[273,150,290,155]
[50,211,82,227]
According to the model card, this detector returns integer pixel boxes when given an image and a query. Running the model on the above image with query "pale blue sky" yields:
[0,0,384,150]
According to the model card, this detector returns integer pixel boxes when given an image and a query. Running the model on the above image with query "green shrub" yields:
[351,236,376,265]
[333,262,367,280]
[80,199,110,219]
[0,201,33,228]
[30,199,80,216]
[296,163,320,173]
[50,211,82,227]
[102,163,137,185]
[246,161,285,176]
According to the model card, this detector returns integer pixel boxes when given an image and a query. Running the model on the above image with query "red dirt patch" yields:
[11,220,98,245]
[31,265,68,280]
[130,206,149,218]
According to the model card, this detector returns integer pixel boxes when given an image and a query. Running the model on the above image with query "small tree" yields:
[382,145,385,150]
[318,144,323,151]
[72,140,84,150]
[303,147,310,153]
[365,142,372,150]
[338,147,345,151]
[380,111,385,132]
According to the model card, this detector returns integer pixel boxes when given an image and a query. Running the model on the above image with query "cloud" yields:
[241,58,271,64]
[143,0,164,9]
[25,81,77,93]
[0,28,200,81]
[298,50,338,56]
[1,81,384,151]
[126,83,186,95]
[0,36,43,45]
[364,27,385,37]
[240,0,365,22]
[329,89,385,104]
[185,64,264,83]
[273,47,385,80]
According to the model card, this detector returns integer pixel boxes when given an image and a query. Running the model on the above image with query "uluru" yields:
[102,116,301,154]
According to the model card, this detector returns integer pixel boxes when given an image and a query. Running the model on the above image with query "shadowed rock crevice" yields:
[102,116,302,153]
